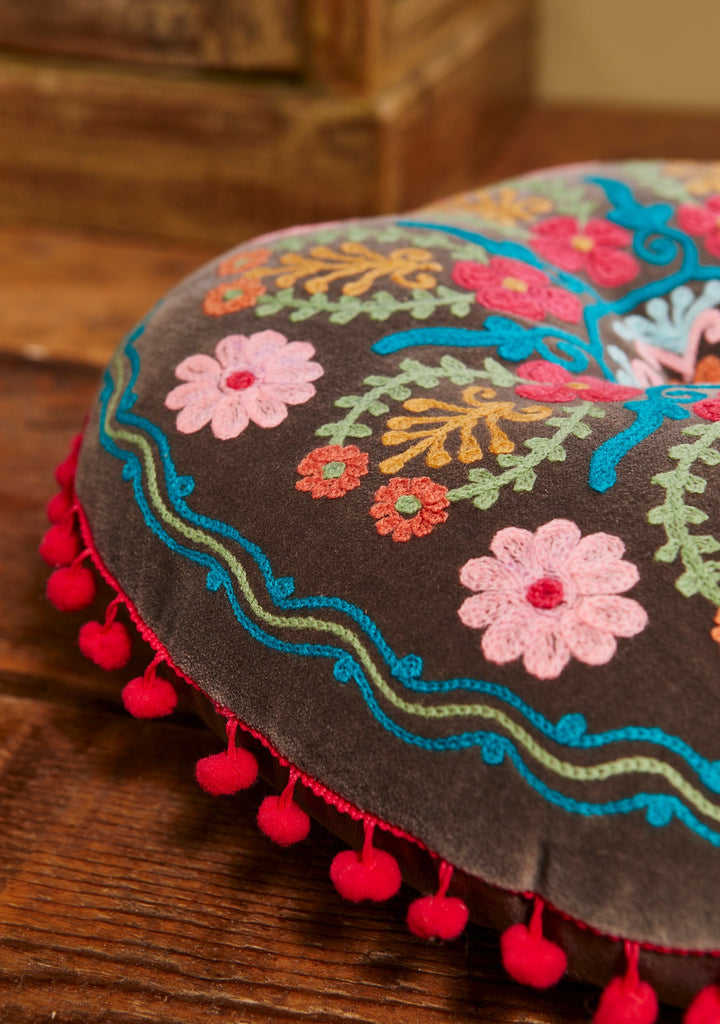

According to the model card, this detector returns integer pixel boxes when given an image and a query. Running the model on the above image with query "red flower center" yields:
[571,234,595,253]
[501,275,529,293]
[526,576,565,610]
[226,370,256,390]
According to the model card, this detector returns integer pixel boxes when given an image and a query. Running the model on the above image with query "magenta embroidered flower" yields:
[165,330,323,439]
[693,396,720,421]
[515,360,642,403]
[451,257,582,323]
[458,519,647,680]
[530,216,639,288]
[678,196,720,258]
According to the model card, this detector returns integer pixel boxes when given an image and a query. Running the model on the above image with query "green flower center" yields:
[394,494,422,516]
[322,460,346,479]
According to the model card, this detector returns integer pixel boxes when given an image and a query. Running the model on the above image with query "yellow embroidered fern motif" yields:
[379,387,552,475]
[664,161,720,196]
[434,187,552,227]
[252,242,442,297]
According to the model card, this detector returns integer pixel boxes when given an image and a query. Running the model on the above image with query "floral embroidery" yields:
[448,187,552,227]
[296,445,369,498]
[515,360,642,403]
[458,519,647,679]
[217,247,272,278]
[452,256,582,322]
[203,277,267,316]
[530,216,639,288]
[379,385,552,474]
[370,477,449,542]
[165,330,323,439]
[678,196,720,258]
[693,397,720,421]
[712,608,720,645]
[665,161,720,197]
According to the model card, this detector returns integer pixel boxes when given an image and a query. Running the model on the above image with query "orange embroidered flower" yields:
[712,608,720,645]
[296,445,369,499]
[370,477,449,542]
[203,277,267,316]
[218,247,272,278]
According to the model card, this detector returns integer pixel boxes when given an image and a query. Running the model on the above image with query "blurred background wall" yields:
[537,0,720,109]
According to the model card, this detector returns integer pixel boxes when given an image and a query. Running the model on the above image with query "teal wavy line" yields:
[94,380,720,843]
[103,320,720,802]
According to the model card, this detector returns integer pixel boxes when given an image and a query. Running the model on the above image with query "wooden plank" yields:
[0,225,212,367]
[304,0,515,91]
[0,0,302,72]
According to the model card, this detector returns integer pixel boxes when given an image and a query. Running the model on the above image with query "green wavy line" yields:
[102,357,720,823]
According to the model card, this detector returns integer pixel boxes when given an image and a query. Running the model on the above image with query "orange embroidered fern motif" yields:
[379,386,552,475]
[261,242,442,297]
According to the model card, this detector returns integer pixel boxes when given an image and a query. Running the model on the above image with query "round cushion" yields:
[50,159,720,1010]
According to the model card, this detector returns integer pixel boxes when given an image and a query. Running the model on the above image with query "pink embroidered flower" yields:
[370,477,449,542]
[530,216,639,288]
[678,196,720,258]
[515,360,642,403]
[296,445,369,498]
[458,519,647,680]
[165,330,323,439]
[451,257,582,323]
[693,396,720,421]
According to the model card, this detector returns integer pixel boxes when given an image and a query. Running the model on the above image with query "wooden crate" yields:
[0,0,535,245]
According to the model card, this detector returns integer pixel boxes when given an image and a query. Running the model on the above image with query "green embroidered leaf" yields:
[387,385,412,402]
[684,473,708,495]
[546,446,567,463]
[699,447,720,466]
[694,536,720,555]
[364,375,393,387]
[472,488,501,510]
[439,354,478,386]
[513,469,537,492]
[344,422,373,438]
[482,358,517,389]
[647,505,666,525]
[334,395,362,408]
[683,505,709,525]
[676,571,701,598]
[315,423,339,437]
[367,400,390,416]
[495,453,521,469]
[570,421,592,439]
[654,538,681,563]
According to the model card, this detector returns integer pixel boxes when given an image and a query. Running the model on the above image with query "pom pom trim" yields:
[44,489,720,1009]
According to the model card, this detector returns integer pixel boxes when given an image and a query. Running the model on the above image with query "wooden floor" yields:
[6,104,719,1023]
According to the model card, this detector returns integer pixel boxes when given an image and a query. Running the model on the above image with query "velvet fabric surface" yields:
[74,161,720,971]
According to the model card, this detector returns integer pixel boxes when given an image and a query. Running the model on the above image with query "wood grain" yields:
[0,0,533,246]
[0,0,302,73]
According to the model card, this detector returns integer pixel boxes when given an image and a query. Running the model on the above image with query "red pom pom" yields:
[330,846,402,903]
[122,672,177,719]
[594,976,658,1024]
[47,490,72,524]
[407,893,469,941]
[46,564,96,611]
[39,521,80,566]
[258,793,310,845]
[501,922,567,990]
[55,436,81,488]
[686,986,720,1024]
[195,748,258,795]
[79,619,132,670]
